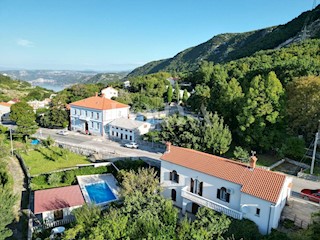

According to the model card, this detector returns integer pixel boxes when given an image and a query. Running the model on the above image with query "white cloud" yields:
[16,39,34,47]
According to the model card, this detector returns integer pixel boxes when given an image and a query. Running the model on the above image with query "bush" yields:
[48,173,62,186]
[280,137,305,160]
[224,219,261,240]
[114,159,149,172]
[233,146,250,162]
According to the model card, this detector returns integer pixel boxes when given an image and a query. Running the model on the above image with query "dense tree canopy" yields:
[10,102,38,139]
[287,76,320,141]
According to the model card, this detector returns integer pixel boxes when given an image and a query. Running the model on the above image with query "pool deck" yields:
[77,174,120,205]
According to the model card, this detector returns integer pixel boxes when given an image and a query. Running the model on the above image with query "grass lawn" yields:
[20,146,89,175]
[256,154,280,167]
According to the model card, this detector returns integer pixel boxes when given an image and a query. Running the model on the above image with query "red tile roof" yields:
[34,185,85,214]
[160,145,286,204]
[0,102,12,107]
[70,96,129,110]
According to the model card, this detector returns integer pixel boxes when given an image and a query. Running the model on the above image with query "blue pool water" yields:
[85,182,116,204]
[31,139,40,145]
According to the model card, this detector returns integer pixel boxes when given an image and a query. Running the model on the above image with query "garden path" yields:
[7,155,27,240]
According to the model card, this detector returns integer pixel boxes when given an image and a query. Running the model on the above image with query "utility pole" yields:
[310,120,320,174]
[10,127,14,156]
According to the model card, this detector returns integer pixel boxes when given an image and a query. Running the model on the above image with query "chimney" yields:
[166,142,171,153]
[95,92,98,97]
[101,93,105,98]
[250,151,257,169]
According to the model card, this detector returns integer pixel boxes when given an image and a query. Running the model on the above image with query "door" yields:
[191,203,200,214]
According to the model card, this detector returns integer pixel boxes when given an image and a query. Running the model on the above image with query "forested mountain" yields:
[84,71,129,84]
[128,5,320,77]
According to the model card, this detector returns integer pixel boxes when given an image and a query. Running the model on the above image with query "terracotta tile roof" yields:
[0,102,12,107]
[160,145,286,204]
[70,96,129,110]
[34,185,85,214]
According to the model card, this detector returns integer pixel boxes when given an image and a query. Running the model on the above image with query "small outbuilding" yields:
[33,185,85,223]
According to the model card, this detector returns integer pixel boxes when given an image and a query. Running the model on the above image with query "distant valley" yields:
[0,70,128,92]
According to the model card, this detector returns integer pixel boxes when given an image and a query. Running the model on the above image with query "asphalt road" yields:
[33,128,164,160]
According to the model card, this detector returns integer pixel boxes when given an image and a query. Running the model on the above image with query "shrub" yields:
[280,137,305,160]
[224,219,261,240]
[233,146,250,162]
[48,173,62,186]
[114,159,148,172]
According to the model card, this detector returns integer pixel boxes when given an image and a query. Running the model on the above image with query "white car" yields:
[124,142,139,149]
[57,130,69,136]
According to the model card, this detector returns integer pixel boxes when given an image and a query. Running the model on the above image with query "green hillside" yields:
[128,6,320,77]
[0,74,53,102]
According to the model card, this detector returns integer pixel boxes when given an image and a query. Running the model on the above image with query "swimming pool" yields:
[85,182,117,204]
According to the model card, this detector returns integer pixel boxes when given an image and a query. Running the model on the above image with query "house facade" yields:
[160,143,292,235]
[108,117,151,142]
[69,94,129,136]
[33,185,85,223]
[0,102,12,122]
[101,87,118,99]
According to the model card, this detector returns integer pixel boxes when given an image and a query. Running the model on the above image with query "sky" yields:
[0,0,314,72]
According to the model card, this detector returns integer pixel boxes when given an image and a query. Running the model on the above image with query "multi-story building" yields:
[160,143,292,234]
[69,94,129,136]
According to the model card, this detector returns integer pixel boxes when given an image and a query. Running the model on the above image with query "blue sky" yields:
[0,0,313,71]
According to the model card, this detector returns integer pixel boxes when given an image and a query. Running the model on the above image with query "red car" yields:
[301,189,320,203]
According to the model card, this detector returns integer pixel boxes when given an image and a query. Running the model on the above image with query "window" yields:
[112,131,114,136]
[190,178,203,196]
[91,112,94,118]
[170,170,179,183]
[217,187,230,203]
[54,209,63,221]
[96,112,99,119]
[125,135,128,140]
[171,189,177,201]
[91,122,93,128]
[256,208,260,217]
[130,136,132,140]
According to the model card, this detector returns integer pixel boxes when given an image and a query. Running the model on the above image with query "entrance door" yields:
[121,133,123,139]
[85,122,89,134]
[191,203,200,214]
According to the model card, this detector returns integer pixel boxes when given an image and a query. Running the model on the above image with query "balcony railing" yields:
[181,186,243,220]
[32,215,76,232]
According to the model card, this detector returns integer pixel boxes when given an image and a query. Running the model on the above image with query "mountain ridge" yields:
[128,6,320,77]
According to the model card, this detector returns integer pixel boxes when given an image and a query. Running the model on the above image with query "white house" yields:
[108,117,151,142]
[124,80,130,88]
[160,143,292,235]
[34,185,85,223]
[69,93,129,136]
[101,87,118,99]
[0,102,12,122]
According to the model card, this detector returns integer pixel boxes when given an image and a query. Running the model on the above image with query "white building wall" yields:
[103,107,129,123]
[41,205,82,222]
[109,126,135,141]
[160,160,290,235]
[137,123,151,135]
[0,105,10,121]
[160,160,242,212]
[101,87,118,99]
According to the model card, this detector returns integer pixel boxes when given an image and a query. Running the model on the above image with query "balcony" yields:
[181,186,243,220]
[79,115,91,121]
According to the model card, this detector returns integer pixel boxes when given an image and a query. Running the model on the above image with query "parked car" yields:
[124,142,139,149]
[300,189,320,203]
[57,130,69,136]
